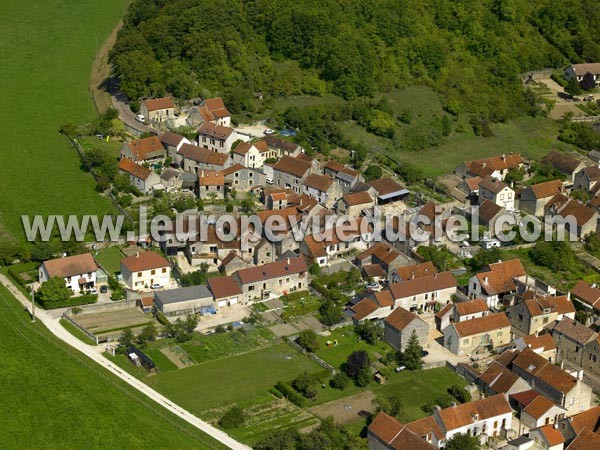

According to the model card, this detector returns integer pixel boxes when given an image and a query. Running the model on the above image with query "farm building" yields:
[154,285,214,317]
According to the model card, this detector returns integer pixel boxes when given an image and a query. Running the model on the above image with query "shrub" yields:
[292,372,318,399]
[218,405,246,430]
[448,384,471,403]
[330,372,350,390]
[275,382,305,407]
[297,329,320,353]
[155,311,170,326]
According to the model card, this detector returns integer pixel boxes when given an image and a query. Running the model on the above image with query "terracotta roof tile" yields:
[341,191,373,206]
[159,132,187,147]
[523,395,557,419]
[118,158,152,181]
[452,312,510,337]
[208,275,242,299]
[367,177,405,196]
[367,412,403,443]
[198,170,225,186]
[565,427,600,449]
[125,136,165,161]
[476,259,526,296]
[476,200,503,223]
[143,97,175,111]
[197,122,234,140]
[363,263,387,278]
[42,253,99,278]
[522,333,557,352]
[385,307,425,331]
[121,251,169,272]
[177,144,228,166]
[393,262,437,282]
[436,394,512,431]
[455,299,489,316]
[479,176,509,194]
[566,406,600,435]
[351,298,380,321]
[571,280,600,309]
[542,151,584,173]
[479,362,521,393]
[536,424,566,446]
[465,154,524,173]
[273,155,312,178]
[389,272,456,299]
[548,317,597,345]
[235,257,307,285]
[304,174,334,192]
[528,180,563,199]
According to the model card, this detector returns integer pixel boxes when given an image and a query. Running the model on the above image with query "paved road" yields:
[0,273,250,450]
[111,91,157,136]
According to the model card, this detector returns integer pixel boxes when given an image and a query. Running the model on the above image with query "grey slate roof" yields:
[155,285,213,305]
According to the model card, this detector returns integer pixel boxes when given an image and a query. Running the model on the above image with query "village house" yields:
[528,424,567,449]
[478,176,515,210]
[455,154,525,181]
[443,312,511,356]
[208,275,243,308]
[507,295,576,337]
[230,140,275,169]
[220,252,249,274]
[545,196,599,239]
[369,394,513,449]
[264,135,303,158]
[574,166,600,195]
[468,259,527,309]
[547,317,600,374]
[197,122,238,153]
[556,405,600,444]
[389,271,457,313]
[177,143,228,173]
[222,163,265,191]
[503,348,593,417]
[159,168,196,193]
[541,151,586,183]
[117,158,161,194]
[159,132,192,161]
[233,256,308,303]
[323,160,363,192]
[272,155,314,194]
[350,290,395,322]
[39,253,100,292]
[461,176,482,197]
[366,177,409,205]
[436,298,490,331]
[520,180,564,217]
[120,251,171,291]
[336,191,375,216]
[565,427,600,449]
[570,280,600,320]
[473,200,506,235]
[389,261,437,284]
[521,395,567,433]
[140,97,175,125]
[383,307,430,352]
[198,170,225,200]
[564,63,600,88]
[302,173,344,208]
[120,136,165,163]
[196,97,231,127]
[154,285,214,317]
[514,333,558,362]
[356,243,412,281]
[478,362,532,396]
[367,413,437,450]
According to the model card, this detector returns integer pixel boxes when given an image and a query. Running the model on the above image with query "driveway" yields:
[111,91,157,136]
[0,273,250,450]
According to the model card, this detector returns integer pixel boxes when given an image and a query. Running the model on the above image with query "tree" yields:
[399,331,423,370]
[445,433,480,450]
[137,322,157,347]
[344,350,370,378]
[36,277,71,306]
[117,329,134,353]
[364,165,383,182]
[448,384,471,403]
[218,405,246,430]
[30,241,61,262]
[530,240,574,272]
[319,300,343,326]
[329,372,349,390]
[504,168,524,184]
[297,329,320,353]
[292,372,318,399]
[355,320,383,345]
[565,77,583,97]
[374,392,403,417]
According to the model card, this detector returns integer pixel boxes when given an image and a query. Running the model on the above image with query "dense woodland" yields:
[112,0,600,123]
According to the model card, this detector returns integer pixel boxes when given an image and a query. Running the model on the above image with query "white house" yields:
[197,122,239,153]
[117,158,161,194]
[388,272,457,313]
[120,251,171,291]
[229,140,275,169]
[39,253,99,292]
[468,259,526,309]
[478,176,515,210]
[564,63,600,87]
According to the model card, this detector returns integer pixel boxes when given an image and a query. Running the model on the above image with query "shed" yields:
[154,285,213,316]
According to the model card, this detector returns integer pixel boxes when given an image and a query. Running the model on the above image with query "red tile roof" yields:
[479,362,522,394]
[385,307,425,331]
[465,154,524,173]
[452,312,510,337]
[565,405,600,435]
[571,280,600,309]
[393,262,437,282]
[341,191,373,206]
[536,424,566,446]
[42,253,99,278]
[177,144,228,166]
[198,170,225,186]
[367,177,405,196]
[523,395,557,419]
[565,428,600,450]
[476,259,526,296]
[197,122,234,140]
[208,275,242,299]
[118,158,153,181]
[455,299,489,316]
[304,173,334,192]
[479,176,509,194]
[273,155,312,178]
[235,257,307,285]
[125,136,165,161]
[542,151,584,174]
[435,394,512,432]
[528,179,563,199]
[121,251,169,272]
[143,97,175,111]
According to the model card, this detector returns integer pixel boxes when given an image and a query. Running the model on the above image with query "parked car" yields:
[584,95,595,102]
[150,283,162,289]
[395,366,406,372]
[263,128,275,135]
[265,177,274,185]
[366,282,381,292]
[99,285,108,294]
[135,113,146,123]
[481,238,501,249]
[88,288,98,295]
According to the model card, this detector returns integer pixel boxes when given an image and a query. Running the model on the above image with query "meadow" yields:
[0,283,227,449]
[0,0,122,243]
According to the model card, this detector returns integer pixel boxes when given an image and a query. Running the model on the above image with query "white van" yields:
[481,239,501,249]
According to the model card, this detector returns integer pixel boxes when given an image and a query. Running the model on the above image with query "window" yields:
[249,285,254,291]
[151,270,156,275]
[162,268,166,273]
[497,331,503,337]
[500,194,505,200]
[137,272,142,277]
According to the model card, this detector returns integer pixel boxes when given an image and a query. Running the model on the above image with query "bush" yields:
[330,372,350,390]
[7,262,38,287]
[292,372,319,399]
[43,294,98,310]
[448,384,471,403]
[129,100,140,113]
[297,329,320,353]
[218,405,246,430]
[275,381,305,407]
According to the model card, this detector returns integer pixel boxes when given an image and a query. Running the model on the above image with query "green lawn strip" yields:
[314,326,390,369]
[144,348,179,372]
[59,318,97,346]
[0,284,227,449]
[179,327,274,364]
[372,367,467,423]
[0,0,119,242]
[146,344,323,412]
[282,294,321,321]
[95,246,125,275]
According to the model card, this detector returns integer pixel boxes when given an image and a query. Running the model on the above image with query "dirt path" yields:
[89,20,123,115]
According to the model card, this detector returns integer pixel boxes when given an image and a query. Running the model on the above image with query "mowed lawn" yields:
[0,284,227,449]
[315,326,390,369]
[146,344,322,413]
[95,246,125,275]
[0,0,120,241]
[373,367,468,423]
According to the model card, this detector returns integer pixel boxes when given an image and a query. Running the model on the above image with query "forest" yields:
[111,0,600,123]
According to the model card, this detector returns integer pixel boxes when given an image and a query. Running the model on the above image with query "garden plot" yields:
[74,309,154,338]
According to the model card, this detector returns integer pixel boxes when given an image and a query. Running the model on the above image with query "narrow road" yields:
[0,273,251,450]
[111,93,157,136]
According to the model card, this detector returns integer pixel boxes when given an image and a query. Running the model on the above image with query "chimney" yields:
[577,369,584,381]
[287,257,290,265]
[136,252,140,258]
[501,154,506,161]
[484,276,489,284]
[411,271,415,280]
[567,292,571,300]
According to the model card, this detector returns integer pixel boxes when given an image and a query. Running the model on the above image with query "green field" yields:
[95,246,125,275]
[0,284,227,449]
[146,344,322,412]
[0,0,120,242]
[314,326,390,369]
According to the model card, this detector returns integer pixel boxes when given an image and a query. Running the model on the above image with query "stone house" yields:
[541,151,585,183]
[478,362,532,396]
[302,173,344,208]
[336,191,375,216]
[443,312,511,356]
[117,158,161,194]
[323,160,363,192]
[507,295,576,337]
[198,170,225,200]
[177,143,228,173]
[383,307,429,352]
[159,132,192,161]
[455,153,524,180]
[140,97,175,125]
[520,180,564,217]
[545,196,599,239]
[574,166,600,194]
[120,136,165,163]
[468,259,527,309]
[272,155,314,194]
[389,272,457,313]
[264,135,303,158]
[520,395,567,434]
[197,122,238,153]
[478,176,515,210]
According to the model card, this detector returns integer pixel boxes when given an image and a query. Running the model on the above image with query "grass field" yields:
[0,284,227,449]
[314,326,390,369]
[60,318,97,346]
[0,0,121,242]
[95,246,125,275]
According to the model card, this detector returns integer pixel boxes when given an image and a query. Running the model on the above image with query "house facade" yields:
[388,272,457,313]
[478,176,515,210]
[272,155,313,194]
[383,307,430,352]
[39,253,99,292]
[117,158,161,194]
[140,98,175,125]
[120,251,171,291]
[443,312,511,356]
[197,123,238,153]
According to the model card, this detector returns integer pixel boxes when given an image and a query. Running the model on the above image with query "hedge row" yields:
[7,262,39,287]
[42,294,98,310]
[274,382,305,407]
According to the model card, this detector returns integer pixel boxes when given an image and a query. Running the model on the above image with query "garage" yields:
[229,297,238,305]
[217,300,228,307]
